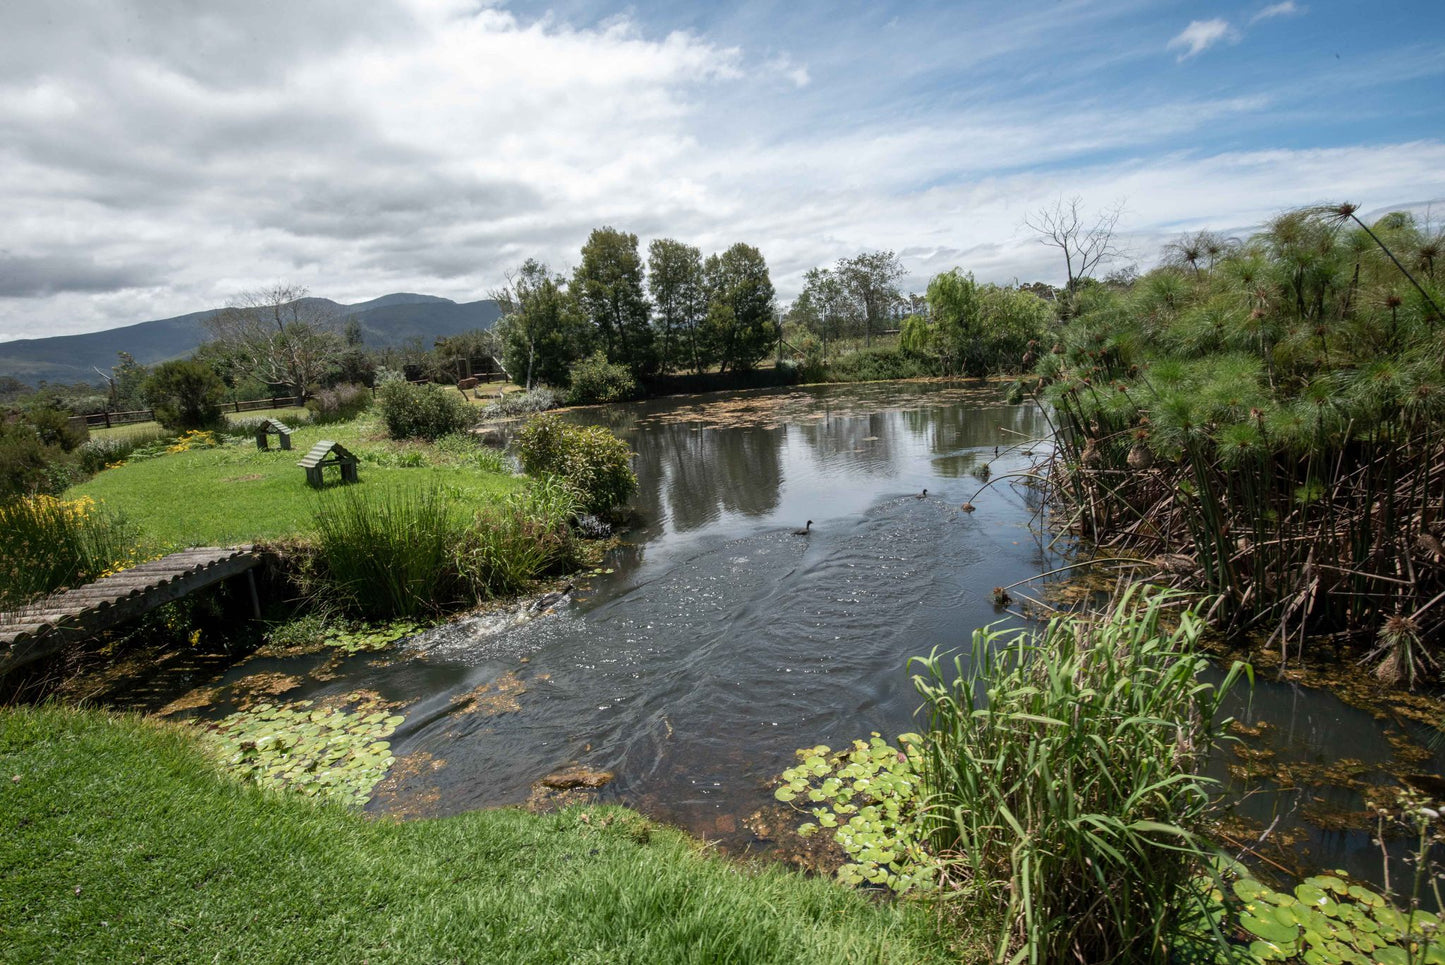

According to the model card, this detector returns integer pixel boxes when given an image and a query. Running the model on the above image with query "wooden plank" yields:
[0,550,262,673]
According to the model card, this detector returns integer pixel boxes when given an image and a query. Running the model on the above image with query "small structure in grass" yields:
[298,440,359,488]
[255,418,294,451]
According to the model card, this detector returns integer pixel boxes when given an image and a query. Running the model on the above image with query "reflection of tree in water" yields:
[631,422,785,532]
[796,410,902,479]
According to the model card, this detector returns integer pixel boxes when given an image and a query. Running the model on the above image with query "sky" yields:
[0,0,1442,341]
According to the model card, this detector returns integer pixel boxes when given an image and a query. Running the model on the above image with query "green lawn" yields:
[0,706,958,964]
[68,420,522,549]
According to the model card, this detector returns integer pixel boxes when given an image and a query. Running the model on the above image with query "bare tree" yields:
[204,283,342,399]
[1023,196,1125,292]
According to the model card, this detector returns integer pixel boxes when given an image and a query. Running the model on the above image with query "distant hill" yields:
[0,293,501,385]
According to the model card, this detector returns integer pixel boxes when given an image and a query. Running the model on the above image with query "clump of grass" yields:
[0,494,140,609]
[312,480,585,619]
[910,588,1248,965]
[456,476,580,598]
[313,486,464,619]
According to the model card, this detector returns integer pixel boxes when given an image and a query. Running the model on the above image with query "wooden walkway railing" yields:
[0,547,261,676]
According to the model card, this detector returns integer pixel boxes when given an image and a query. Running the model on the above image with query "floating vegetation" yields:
[204,694,404,807]
[449,671,527,717]
[632,381,1001,433]
[1174,874,1445,964]
[261,615,426,657]
[774,732,934,894]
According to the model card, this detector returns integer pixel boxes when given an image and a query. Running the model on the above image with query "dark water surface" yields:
[153,381,1441,885]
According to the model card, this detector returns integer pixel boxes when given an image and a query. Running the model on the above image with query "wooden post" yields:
[246,569,261,620]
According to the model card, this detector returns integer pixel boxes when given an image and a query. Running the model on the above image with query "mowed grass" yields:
[67,419,522,548]
[0,706,957,964]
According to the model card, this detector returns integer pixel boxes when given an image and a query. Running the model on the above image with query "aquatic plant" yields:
[1031,203,1445,669]
[205,697,403,807]
[1173,872,1444,964]
[313,485,466,618]
[775,733,934,894]
[910,588,1247,964]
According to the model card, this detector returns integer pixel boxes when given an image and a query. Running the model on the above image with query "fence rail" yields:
[68,396,305,430]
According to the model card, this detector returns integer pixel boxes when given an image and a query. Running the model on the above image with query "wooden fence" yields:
[70,396,304,430]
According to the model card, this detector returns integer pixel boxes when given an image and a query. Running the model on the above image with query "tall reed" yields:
[0,495,139,609]
[312,486,465,619]
[910,588,1247,964]
[455,476,580,598]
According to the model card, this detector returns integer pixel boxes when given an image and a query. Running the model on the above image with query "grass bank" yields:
[0,705,957,964]
[66,420,522,548]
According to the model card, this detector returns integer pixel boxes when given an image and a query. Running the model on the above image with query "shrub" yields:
[0,421,63,496]
[306,383,371,425]
[566,352,638,406]
[0,494,140,608]
[377,379,475,441]
[515,414,637,515]
[22,402,88,451]
[479,386,562,420]
[143,360,226,431]
[909,588,1247,964]
[823,348,937,383]
[77,428,170,474]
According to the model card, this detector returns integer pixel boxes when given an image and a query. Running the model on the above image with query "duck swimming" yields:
[793,520,813,536]
[916,489,928,499]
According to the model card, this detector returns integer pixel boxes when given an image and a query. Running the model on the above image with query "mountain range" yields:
[0,293,501,385]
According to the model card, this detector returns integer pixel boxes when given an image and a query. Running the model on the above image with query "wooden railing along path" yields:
[0,547,261,676]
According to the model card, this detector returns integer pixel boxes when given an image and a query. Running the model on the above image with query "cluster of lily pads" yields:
[318,620,426,654]
[1180,874,1444,964]
[774,732,935,893]
[206,698,404,807]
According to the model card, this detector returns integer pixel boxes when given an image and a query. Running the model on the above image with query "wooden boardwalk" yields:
[0,547,260,676]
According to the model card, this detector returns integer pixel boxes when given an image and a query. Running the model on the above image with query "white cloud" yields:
[0,2,1439,342]
[1166,19,1238,61]
[1251,2,1305,24]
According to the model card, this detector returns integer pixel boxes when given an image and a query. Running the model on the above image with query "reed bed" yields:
[911,588,1247,964]
[1027,204,1445,677]
[312,481,581,619]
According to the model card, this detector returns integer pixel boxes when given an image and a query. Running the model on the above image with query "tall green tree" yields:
[493,260,590,389]
[795,267,854,360]
[574,227,656,375]
[837,251,904,347]
[647,238,706,373]
[703,243,776,374]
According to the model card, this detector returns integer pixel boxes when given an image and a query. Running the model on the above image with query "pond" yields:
[132,380,1445,889]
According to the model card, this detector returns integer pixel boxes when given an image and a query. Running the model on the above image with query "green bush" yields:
[77,428,170,474]
[910,588,1247,964]
[306,383,371,425]
[376,379,475,441]
[823,348,937,383]
[0,422,63,496]
[515,414,637,515]
[143,360,226,431]
[22,402,88,451]
[567,351,638,406]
